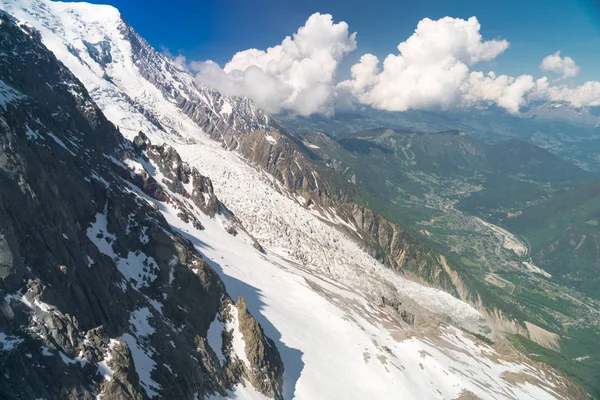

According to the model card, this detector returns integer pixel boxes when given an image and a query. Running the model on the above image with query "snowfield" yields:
[131,156,567,400]
[1,0,579,398]
[174,141,488,331]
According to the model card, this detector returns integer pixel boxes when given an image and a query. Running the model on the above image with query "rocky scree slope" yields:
[0,14,282,400]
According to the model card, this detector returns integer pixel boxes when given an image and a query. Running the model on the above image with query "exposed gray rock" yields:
[235,297,283,398]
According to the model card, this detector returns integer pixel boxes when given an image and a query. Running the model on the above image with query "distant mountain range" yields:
[280,104,600,173]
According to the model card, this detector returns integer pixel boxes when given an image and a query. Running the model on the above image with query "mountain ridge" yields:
[0,12,284,399]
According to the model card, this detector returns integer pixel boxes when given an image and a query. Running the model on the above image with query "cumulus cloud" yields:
[161,47,187,67]
[540,51,580,80]
[186,14,598,116]
[172,54,187,67]
[463,72,535,114]
[193,13,356,116]
[532,55,600,107]
[337,17,600,114]
[530,77,600,107]
[336,17,533,113]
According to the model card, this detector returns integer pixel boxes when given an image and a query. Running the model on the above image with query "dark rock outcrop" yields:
[235,297,283,398]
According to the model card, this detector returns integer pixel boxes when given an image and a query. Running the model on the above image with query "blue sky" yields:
[69,0,599,83]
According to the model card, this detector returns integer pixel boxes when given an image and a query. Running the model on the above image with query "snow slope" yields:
[124,147,570,400]
[174,140,487,330]
[1,1,580,398]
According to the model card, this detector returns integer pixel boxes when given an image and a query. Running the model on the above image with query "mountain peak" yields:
[52,0,121,21]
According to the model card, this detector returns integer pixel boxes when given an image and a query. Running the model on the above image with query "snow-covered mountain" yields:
[0,13,283,399]
[0,1,589,399]
[2,0,273,147]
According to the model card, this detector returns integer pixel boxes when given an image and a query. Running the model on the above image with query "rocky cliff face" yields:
[0,14,282,400]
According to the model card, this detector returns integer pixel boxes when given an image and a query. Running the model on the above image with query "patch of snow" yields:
[5,291,34,310]
[105,154,126,168]
[0,79,24,108]
[220,101,232,117]
[207,383,270,400]
[116,251,158,290]
[168,255,178,284]
[0,333,23,351]
[40,346,52,357]
[86,203,117,258]
[121,333,160,398]
[33,299,56,315]
[90,171,110,188]
[97,339,119,381]
[310,170,319,189]
[25,125,43,141]
[145,296,164,315]
[224,304,250,368]
[59,351,89,366]
[207,312,226,365]
[124,158,146,177]
[265,134,276,145]
[46,132,76,156]
[130,307,155,337]
[86,203,157,288]
[139,226,149,245]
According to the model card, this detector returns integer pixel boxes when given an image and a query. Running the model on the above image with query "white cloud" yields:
[463,71,535,114]
[530,77,600,107]
[336,17,531,113]
[161,47,187,67]
[172,54,187,67]
[337,18,600,114]
[540,51,580,80]
[185,14,599,116]
[193,13,356,116]
[532,55,600,107]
